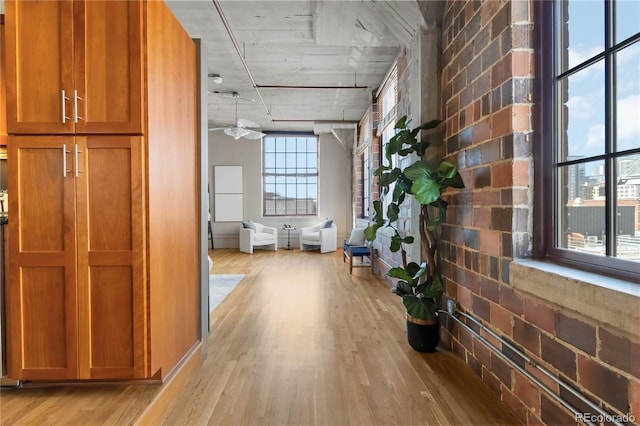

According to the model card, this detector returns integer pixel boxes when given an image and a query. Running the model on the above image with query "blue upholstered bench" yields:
[343,243,372,274]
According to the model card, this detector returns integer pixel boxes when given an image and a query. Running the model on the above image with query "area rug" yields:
[209,274,245,312]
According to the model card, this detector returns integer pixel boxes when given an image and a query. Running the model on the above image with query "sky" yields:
[563,0,640,168]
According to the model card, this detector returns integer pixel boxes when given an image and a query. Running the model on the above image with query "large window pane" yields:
[616,155,640,260]
[263,135,318,216]
[615,42,640,152]
[557,160,606,255]
[557,63,605,161]
[559,0,604,72]
[615,0,640,43]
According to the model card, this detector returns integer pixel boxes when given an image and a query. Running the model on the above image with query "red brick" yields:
[482,367,503,397]
[512,104,531,132]
[524,297,555,334]
[474,335,492,367]
[473,99,482,121]
[540,334,577,379]
[499,287,523,316]
[446,93,460,117]
[480,327,501,349]
[473,189,501,205]
[513,316,541,357]
[457,285,473,311]
[491,106,512,138]
[501,388,529,424]
[474,166,492,188]
[465,103,475,126]
[481,138,500,163]
[491,207,513,232]
[479,230,501,256]
[490,352,513,387]
[514,370,541,415]
[512,50,533,77]
[491,53,512,89]
[490,303,513,336]
[492,160,513,188]
[598,328,640,377]
[473,207,491,228]
[480,0,503,27]
[481,276,500,302]
[473,294,491,321]
[540,394,575,426]
[512,159,530,186]
[525,362,559,395]
[472,117,491,143]
[556,312,596,356]
[577,354,629,413]
[631,380,640,419]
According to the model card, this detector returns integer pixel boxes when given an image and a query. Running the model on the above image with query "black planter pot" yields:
[406,314,439,353]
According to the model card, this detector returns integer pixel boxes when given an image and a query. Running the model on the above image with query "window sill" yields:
[510,259,640,338]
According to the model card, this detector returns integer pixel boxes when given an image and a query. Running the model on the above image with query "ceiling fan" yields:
[208,92,266,140]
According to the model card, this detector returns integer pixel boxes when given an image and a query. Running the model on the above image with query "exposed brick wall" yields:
[438,1,638,425]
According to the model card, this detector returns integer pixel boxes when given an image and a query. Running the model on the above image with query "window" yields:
[376,64,398,215]
[536,0,640,280]
[363,149,371,217]
[263,134,318,216]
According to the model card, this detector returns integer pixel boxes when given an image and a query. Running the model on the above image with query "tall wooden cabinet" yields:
[5,0,199,381]
[5,0,143,135]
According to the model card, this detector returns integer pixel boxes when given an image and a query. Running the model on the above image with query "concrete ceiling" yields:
[165,0,435,135]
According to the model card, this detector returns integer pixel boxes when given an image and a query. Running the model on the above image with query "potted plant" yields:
[365,116,464,352]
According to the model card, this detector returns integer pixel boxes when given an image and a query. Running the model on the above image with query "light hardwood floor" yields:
[1,249,520,425]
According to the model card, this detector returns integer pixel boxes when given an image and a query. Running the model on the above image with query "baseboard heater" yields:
[439,308,626,426]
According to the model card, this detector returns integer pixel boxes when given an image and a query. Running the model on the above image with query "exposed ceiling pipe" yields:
[212,0,368,125]
[211,0,273,121]
[257,85,369,90]
[270,119,359,124]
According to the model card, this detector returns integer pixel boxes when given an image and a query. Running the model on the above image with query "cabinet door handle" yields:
[74,144,83,177]
[61,90,71,124]
[73,90,83,123]
[62,144,72,177]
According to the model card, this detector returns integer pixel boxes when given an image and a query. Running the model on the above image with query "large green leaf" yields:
[420,275,444,298]
[405,262,423,278]
[386,203,399,222]
[388,266,413,282]
[395,115,408,129]
[364,224,380,241]
[392,281,414,297]
[403,296,438,320]
[371,200,383,221]
[418,119,442,131]
[379,167,402,187]
[404,160,436,181]
[411,177,441,206]
[438,161,465,189]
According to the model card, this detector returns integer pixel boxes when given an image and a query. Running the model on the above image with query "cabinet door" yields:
[73,1,144,134]
[6,135,79,380]
[4,0,144,135]
[76,136,147,379]
[4,1,75,134]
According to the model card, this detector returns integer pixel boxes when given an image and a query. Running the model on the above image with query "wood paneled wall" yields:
[145,0,199,379]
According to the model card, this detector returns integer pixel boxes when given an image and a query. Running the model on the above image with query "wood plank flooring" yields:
[163,249,519,425]
[0,249,521,425]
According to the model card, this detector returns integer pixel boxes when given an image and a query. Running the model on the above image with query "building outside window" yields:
[539,0,640,279]
[263,134,318,216]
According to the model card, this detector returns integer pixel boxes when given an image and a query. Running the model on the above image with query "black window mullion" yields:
[604,0,615,257]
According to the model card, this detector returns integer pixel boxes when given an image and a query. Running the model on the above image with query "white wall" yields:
[208,131,351,249]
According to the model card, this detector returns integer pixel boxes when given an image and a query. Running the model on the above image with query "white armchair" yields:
[239,222,278,254]
[299,221,337,253]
